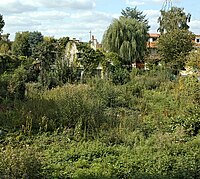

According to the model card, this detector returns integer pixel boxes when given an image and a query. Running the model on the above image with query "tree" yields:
[0,14,5,33]
[12,31,44,57]
[157,6,194,73]
[28,31,43,55]
[121,7,150,29]
[158,7,191,34]
[12,32,30,57]
[77,43,104,78]
[32,38,57,86]
[102,7,149,69]
[158,29,194,73]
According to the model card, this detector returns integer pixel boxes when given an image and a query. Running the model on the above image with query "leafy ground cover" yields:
[0,69,199,178]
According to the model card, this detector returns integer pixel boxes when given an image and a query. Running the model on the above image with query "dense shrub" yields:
[0,145,42,178]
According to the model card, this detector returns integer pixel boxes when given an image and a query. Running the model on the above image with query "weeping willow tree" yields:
[102,7,149,69]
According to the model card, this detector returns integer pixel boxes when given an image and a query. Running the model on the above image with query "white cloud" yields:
[189,20,200,34]
[26,0,96,10]
[0,0,95,15]
[0,0,37,14]
[143,10,160,32]
[144,9,160,17]
[29,11,70,21]
[125,0,145,6]
[1,0,199,42]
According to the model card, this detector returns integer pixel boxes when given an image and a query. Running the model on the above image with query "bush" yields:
[0,145,42,178]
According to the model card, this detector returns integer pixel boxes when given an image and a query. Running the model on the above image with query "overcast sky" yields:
[1,0,200,42]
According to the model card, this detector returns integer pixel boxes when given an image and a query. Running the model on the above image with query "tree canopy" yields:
[102,7,149,69]
[158,7,191,34]
[12,31,30,57]
[0,14,5,33]
[157,6,194,72]
[121,7,150,29]
[11,31,44,57]
[158,29,194,72]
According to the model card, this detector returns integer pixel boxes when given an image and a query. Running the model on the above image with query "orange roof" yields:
[147,41,158,48]
[148,33,160,38]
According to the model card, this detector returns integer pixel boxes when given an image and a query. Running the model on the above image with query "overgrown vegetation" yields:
[0,68,199,178]
[0,5,200,179]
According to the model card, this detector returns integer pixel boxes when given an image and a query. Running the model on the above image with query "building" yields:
[194,35,200,48]
[147,33,200,58]
[90,35,102,50]
[147,33,160,62]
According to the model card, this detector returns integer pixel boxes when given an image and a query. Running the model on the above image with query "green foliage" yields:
[0,67,200,178]
[0,66,26,101]
[0,54,20,74]
[32,38,57,86]
[158,29,194,72]
[121,6,150,29]
[0,145,42,178]
[158,7,190,34]
[28,31,43,55]
[0,132,198,179]
[111,67,130,85]
[11,31,44,57]
[102,7,149,68]
[57,36,70,58]
[186,48,200,72]
[0,14,5,33]
[77,43,104,78]
[12,31,30,57]
[0,41,10,54]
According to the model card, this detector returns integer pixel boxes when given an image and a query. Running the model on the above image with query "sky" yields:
[1,0,200,42]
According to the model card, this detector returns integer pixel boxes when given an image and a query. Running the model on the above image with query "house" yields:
[194,35,200,48]
[146,33,160,62]
[147,33,200,50]
[146,33,200,77]
[65,38,81,67]
[90,35,102,50]
[147,33,200,59]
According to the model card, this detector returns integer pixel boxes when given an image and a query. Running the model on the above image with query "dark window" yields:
[196,39,200,43]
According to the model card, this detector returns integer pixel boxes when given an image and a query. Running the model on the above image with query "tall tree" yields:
[157,6,194,73]
[0,14,5,33]
[11,32,30,57]
[158,29,194,73]
[12,31,44,57]
[102,7,149,69]
[28,31,43,55]
[121,7,150,29]
[32,38,57,86]
[158,7,191,34]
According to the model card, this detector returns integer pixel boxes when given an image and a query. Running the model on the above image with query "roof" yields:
[147,41,158,48]
[148,33,160,38]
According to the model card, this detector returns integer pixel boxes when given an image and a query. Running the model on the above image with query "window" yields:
[196,38,200,43]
